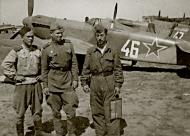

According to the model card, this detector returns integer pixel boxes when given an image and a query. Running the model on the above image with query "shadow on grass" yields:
[25,116,90,136]
[90,118,127,135]
[123,66,190,79]
[25,117,127,136]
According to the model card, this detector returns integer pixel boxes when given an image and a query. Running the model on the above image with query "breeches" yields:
[13,82,43,124]
[47,91,79,119]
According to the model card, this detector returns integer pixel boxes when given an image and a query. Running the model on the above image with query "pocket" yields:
[104,53,114,61]
[66,48,71,54]
[104,57,114,69]
[49,52,57,58]
[49,52,57,63]
[18,55,28,67]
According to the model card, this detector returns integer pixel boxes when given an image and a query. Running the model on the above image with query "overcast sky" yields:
[0,0,190,25]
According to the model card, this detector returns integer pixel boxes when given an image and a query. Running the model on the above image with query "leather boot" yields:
[16,123,24,136]
[53,118,65,136]
[107,119,120,136]
[34,119,50,136]
[66,118,76,136]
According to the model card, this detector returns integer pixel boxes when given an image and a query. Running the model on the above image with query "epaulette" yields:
[64,39,71,43]
[13,45,22,52]
[88,46,96,53]
[42,42,51,49]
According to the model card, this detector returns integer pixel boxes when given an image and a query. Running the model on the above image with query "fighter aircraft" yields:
[6,0,190,71]
[116,10,190,38]
[143,10,190,25]
[0,24,16,34]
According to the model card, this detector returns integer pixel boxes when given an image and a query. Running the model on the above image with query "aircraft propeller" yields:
[10,0,34,39]
[113,3,118,21]
[28,0,34,16]
[111,3,118,28]
[158,10,161,18]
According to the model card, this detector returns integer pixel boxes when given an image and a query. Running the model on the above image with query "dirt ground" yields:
[0,62,190,136]
[0,34,190,136]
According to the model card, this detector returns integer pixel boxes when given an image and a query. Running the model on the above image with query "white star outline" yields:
[143,37,167,58]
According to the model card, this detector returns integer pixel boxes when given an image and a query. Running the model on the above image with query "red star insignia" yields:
[143,37,167,58]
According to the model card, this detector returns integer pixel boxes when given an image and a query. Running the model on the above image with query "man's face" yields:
[95,31,107,48]
[23,31,34,47]
[51,29,64,43]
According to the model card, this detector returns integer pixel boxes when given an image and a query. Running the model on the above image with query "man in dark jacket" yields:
[41,23,79,136]
[81,24,124,136]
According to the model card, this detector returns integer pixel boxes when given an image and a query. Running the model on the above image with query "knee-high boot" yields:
[67,118,76,136]
[53,117,66,136]
[34,119,50,136]
[16,122,24,136]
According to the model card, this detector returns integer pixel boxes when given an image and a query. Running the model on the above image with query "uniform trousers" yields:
[90,75,120,136]
[47,90,79,135]
[13,82,43,134]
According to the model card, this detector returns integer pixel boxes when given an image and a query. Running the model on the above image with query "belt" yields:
[51,67,69,71]
[92,71,113,77]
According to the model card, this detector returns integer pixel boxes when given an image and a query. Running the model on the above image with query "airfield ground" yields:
[0,33,190,136]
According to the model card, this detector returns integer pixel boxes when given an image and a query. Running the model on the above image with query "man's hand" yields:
[83,85,90,93]
[36,75,42,81]
[114,87,120,98]
[72,81,78,90]
[43,87,50,95]
[14,75,25,82]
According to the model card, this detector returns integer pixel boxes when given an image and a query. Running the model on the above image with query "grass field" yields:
[0,65,190,136]
[0,33,190,136]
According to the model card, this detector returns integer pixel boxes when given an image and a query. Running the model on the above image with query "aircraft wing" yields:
[0,26,15,31]
[66,36,94,55]
[117,18,147,27]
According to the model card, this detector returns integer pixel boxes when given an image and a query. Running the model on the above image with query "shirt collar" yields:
[93,43,111,53]
[97,44,107,54]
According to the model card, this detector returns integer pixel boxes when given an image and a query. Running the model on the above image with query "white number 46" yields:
[121,40,140,58]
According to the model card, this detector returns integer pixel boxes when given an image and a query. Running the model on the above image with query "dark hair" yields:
[94,24,108,34]
[50,23,64,33]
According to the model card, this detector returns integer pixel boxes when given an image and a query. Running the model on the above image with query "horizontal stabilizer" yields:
[176,40,190,53]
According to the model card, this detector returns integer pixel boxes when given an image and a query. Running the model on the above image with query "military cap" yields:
[19,26,31,37]
[50,23,64,31]
[94,24,108,34]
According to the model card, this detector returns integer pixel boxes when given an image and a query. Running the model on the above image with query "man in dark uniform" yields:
[81,24,124,136]
[1,26,44,136]
[41,23,79,136]
[147,18,156,33]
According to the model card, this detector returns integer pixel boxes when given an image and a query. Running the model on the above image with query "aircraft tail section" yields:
[169,24,190,41]
[173,25,190,65]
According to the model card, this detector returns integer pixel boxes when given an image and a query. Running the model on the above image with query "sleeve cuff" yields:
[42,82,48,89]
[115,82,122,88]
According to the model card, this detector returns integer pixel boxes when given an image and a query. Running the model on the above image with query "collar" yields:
[51,39,71,46]
[92,44,111,53]
[21,44,37,51]
[97,44,107,54]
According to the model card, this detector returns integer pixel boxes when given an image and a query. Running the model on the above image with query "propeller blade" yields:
[183,13,186,19]
[113,3,118,21]
[158,10,161,18]
[10,30,20,39]
[28,0,34,16]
